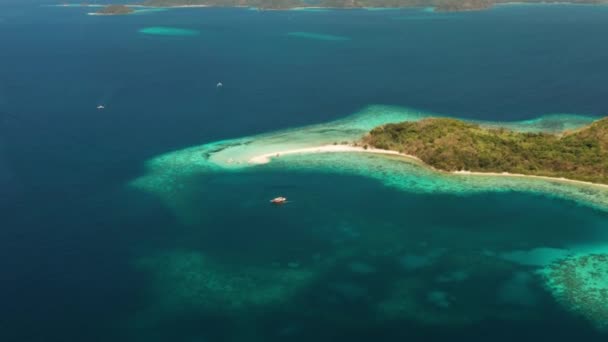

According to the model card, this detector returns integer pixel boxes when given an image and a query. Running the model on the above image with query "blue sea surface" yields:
[1,3,608,341]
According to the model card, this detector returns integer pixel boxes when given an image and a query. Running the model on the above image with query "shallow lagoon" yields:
[132,104,607,216]
[139,26,200,36]
[129,104,608,336]
[287,31,351,41]
[128,165,608,340]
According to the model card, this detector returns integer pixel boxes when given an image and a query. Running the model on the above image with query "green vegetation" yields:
[143,0,307,9]
[364,117,608,184]
[97,5,134,15]
[142,0,608,11]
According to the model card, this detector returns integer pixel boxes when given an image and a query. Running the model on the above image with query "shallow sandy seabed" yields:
[129,105,608,330]
[135,250,319,313]
[377,251,538,326]
[138,26,200,36]
[132,248,543,330]
[537,246,608,330]
[130,104,607,217]
[287,31,351,41]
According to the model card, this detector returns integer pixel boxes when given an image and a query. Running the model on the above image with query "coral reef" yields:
[541,253,608,330]
[135,250,317,313]
[130,105,608,228]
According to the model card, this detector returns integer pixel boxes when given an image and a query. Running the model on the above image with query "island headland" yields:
[130,104,608,220]
[95,4,135,15]
[140,0,608,12]
[363,117,608,185]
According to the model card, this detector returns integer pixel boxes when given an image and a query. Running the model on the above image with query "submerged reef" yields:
[500,244,608,329]
[130,104,608,226]
[141,0,608,12]
[138,26,200,36]
[133,247,545,330]
[287,32,351,41]
[541,253,608,330]
[135,250,318,313]
[128,105,608,331]
[377,250,537,326]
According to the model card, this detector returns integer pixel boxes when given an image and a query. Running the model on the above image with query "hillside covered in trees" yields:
[364,117,608,184]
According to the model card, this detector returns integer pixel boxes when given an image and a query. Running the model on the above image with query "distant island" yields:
[140,0,608,12]
[363,117,608,184]
[95,5,135,15]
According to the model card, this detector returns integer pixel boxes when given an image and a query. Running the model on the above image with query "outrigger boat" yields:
[270,197,287,204]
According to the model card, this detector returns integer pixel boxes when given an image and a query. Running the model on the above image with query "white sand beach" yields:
[452,170,608,190]
[246,144,608,190]
[247,144,421,164]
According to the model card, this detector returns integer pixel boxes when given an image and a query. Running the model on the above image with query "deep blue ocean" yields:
[2,2,608,341]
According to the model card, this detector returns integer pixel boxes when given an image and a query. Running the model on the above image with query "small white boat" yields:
[270,197,287,204]
[97,105,105,110]
[216,82,223,88]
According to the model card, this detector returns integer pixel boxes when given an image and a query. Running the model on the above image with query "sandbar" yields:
[247,144,608,191]
[248,144,419,164]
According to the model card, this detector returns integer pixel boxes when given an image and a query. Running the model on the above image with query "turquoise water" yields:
[287,31,351,41]
[139,26,200,36]
[132,105,608,219]
[2,3,608,341]
[131,105,608,333]
[290,7,333,12]
[133,8,170,15]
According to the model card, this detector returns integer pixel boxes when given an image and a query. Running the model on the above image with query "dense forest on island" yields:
[364,117,608,184]
[97,4,135,14]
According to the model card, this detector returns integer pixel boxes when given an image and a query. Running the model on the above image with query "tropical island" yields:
[362,117,608,184]
[140,0,608,12]
[95,4,135,15]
